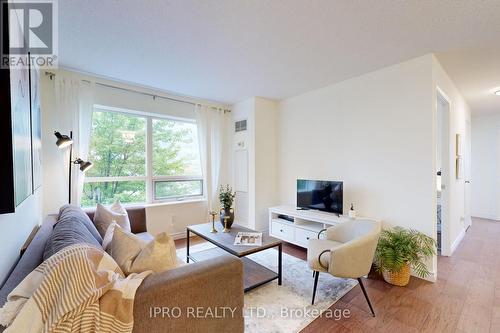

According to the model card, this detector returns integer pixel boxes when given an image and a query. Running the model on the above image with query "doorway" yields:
[436,90,450,256]
[464,120,472,230]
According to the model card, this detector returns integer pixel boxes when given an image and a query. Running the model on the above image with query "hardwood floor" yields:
[175,217,500,332]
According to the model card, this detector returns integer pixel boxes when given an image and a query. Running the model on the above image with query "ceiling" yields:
[59,0,500,113]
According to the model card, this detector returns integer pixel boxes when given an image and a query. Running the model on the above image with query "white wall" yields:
[275,54,471,279]
[0,192,42,284]
[254,98,279,230]
[40,73,67,214]
[1,71,44,283]
[231,98,254,227]
[432,56,472,253]
[40,68,231,239]
[278,55,435,235]
[231,97,278,231]
[471,114,500,220]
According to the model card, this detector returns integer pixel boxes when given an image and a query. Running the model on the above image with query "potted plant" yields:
[219,184,236,229]
[374,227,436,286]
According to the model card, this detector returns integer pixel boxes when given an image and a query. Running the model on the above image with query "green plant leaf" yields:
[374,226,436,278]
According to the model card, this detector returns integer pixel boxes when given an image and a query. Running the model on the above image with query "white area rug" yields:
[177,243,357,333]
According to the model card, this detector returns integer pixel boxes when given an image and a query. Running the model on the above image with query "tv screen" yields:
[297,179,343,215]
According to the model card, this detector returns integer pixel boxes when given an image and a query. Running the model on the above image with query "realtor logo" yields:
[1,0,58,68]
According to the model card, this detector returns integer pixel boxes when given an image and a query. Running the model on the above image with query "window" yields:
[151,118,202,200]
[81,107,203,206]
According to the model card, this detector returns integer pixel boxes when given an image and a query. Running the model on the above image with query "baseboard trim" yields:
[416,271,436,283]
[472,215,500,221]
[409,267,436,283]
[171,231,191,240]
[450,228,466,255]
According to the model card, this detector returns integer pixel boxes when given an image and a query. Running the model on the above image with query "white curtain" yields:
[195,105,226,212]
[54,76,94,206]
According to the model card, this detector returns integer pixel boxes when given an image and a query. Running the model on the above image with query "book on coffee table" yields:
[234,232,263,246]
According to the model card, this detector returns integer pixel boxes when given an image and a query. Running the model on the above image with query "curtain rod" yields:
[44,71,231,113]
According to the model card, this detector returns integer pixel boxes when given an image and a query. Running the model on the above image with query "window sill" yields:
[146,197,207,208]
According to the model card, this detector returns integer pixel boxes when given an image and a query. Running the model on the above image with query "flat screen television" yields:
[297,179,343,215]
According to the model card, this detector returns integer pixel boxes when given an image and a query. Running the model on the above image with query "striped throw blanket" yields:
[0,244,151,333]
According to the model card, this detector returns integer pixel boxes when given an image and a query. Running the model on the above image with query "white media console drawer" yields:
[294,228,319,247]
[270,219,321,247]
[271,220,294,242]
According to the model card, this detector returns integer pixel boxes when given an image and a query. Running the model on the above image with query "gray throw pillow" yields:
[43,205,103,260]
[57,204,103,244]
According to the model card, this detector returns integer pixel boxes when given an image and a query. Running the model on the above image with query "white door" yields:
[464,120,472,229]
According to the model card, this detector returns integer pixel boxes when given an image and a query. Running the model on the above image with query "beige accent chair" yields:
[307,219,381,316]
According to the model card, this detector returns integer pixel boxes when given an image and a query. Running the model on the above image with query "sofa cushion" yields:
[57,204,103,244]
[101,224,154,253]
[135,232,154,242]
[94,201,131,238]
[86,206,147,234]
[43,209,102,260]
[101,222,118,252]
[109,227,179,275]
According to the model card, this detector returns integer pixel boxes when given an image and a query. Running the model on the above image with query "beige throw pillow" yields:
[110,226,180,274]
[93,200,131,237]
[101,222,118,252]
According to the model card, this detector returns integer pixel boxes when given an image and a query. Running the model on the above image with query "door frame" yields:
[436,87,451,256]
[464,119,472,229]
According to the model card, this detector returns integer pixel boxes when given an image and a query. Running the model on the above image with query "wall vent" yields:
[235,119,247,132]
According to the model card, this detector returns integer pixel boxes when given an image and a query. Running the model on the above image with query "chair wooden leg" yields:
[312,271,319,305]
[357,278,375,317]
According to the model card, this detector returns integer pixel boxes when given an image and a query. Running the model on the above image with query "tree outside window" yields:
[81,108,203,207]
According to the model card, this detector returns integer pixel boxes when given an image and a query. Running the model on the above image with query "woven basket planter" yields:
[382,263,411,286]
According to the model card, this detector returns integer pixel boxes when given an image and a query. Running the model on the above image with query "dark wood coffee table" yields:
[186,223,282,292]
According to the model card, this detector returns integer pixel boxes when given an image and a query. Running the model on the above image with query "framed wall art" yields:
[455,134,463,179]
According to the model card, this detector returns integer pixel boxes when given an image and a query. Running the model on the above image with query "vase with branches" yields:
[374,227,436,286]
[219,185,236,228]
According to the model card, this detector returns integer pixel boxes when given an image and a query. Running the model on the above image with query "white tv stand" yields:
[268,205,353,248]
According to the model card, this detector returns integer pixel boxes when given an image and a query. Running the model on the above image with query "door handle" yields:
[465,181,471,184]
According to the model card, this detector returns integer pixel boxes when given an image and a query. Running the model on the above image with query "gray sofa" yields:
[0,207,244,333]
